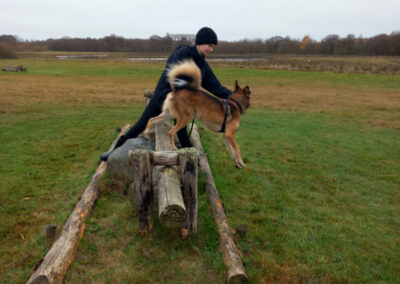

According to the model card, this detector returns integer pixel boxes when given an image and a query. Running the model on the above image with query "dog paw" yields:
[143,130,150,139]
[235,161,245,169]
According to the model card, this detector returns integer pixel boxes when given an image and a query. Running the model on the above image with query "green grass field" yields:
[0,54,399,283]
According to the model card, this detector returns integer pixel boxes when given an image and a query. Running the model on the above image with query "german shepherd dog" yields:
[144,60,251,168]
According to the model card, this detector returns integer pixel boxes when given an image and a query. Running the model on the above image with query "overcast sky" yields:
[1,0,399,41]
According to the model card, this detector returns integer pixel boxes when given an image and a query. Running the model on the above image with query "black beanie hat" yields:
[195,27,218,45]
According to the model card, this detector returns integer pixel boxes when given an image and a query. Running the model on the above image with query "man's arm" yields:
[201,62,232,99]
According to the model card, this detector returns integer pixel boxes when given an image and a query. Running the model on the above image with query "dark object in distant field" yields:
[2,65,27,72]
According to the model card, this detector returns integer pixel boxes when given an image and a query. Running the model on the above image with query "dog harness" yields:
[220,99,230,133]
[219,98,243,133]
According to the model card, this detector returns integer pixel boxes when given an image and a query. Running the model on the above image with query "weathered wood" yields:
[157,167,186,228]
[151,151,179,166]
[178,148,199,238]
[154,121,186,229]
[27,124,130,284]
[190,125,248,283]
[130,149,154,237]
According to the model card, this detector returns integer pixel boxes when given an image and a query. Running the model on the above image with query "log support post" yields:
[130,149,154,237]
[178,148,198,238]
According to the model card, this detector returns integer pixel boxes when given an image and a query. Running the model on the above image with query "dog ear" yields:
[244,86,251,97]
[235,80,239,91]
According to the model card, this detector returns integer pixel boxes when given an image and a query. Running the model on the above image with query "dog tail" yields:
[167,60,201,91]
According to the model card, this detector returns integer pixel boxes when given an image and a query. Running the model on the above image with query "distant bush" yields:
[0,43,17,59]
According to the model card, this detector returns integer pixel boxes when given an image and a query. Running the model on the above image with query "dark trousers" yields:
[114,99,192,149]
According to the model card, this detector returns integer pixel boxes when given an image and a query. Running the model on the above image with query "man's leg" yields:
[100,101,162,161]
[176,124,192,148]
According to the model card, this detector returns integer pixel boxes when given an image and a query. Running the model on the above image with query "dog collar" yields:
[230,97,243,114]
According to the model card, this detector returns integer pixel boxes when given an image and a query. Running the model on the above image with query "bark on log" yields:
[178,148,198,238]
[130,149,154,237]
[190,125,248,283]
[27,124,130,284]
[154,122,186,230]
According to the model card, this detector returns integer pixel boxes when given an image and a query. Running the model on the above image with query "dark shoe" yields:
[100,135,126,162]
[100,150,114,161]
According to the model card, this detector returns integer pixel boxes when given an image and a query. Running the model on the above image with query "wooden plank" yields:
[27,125,131,284]
[190,125,248,283]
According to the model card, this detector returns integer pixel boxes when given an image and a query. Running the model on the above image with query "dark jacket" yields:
[152,45,232,104]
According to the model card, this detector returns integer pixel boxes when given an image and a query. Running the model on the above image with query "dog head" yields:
[232,80,251,112]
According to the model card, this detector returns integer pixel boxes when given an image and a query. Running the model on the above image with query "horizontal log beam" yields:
[151,151,179,166]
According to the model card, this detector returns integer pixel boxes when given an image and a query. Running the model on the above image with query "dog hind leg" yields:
[167,117,191,150]
[143,111,173,137]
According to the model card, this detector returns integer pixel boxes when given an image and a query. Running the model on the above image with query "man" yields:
[101,27,232,161]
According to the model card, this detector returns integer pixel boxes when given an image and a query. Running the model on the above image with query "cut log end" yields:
[159,205,186,229]
[228,274,249,284]
[31,275,50,284]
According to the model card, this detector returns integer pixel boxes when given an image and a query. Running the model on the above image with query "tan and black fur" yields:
[144,60,251,168]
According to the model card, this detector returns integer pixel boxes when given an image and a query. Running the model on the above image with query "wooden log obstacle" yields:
[27,90,248,284]
[129,148,198,238]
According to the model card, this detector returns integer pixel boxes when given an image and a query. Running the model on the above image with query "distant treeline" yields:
[1,33,400,58]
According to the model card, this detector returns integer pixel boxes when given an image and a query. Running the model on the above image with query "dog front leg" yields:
[223,136,235,161]
[224,132,245,169]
